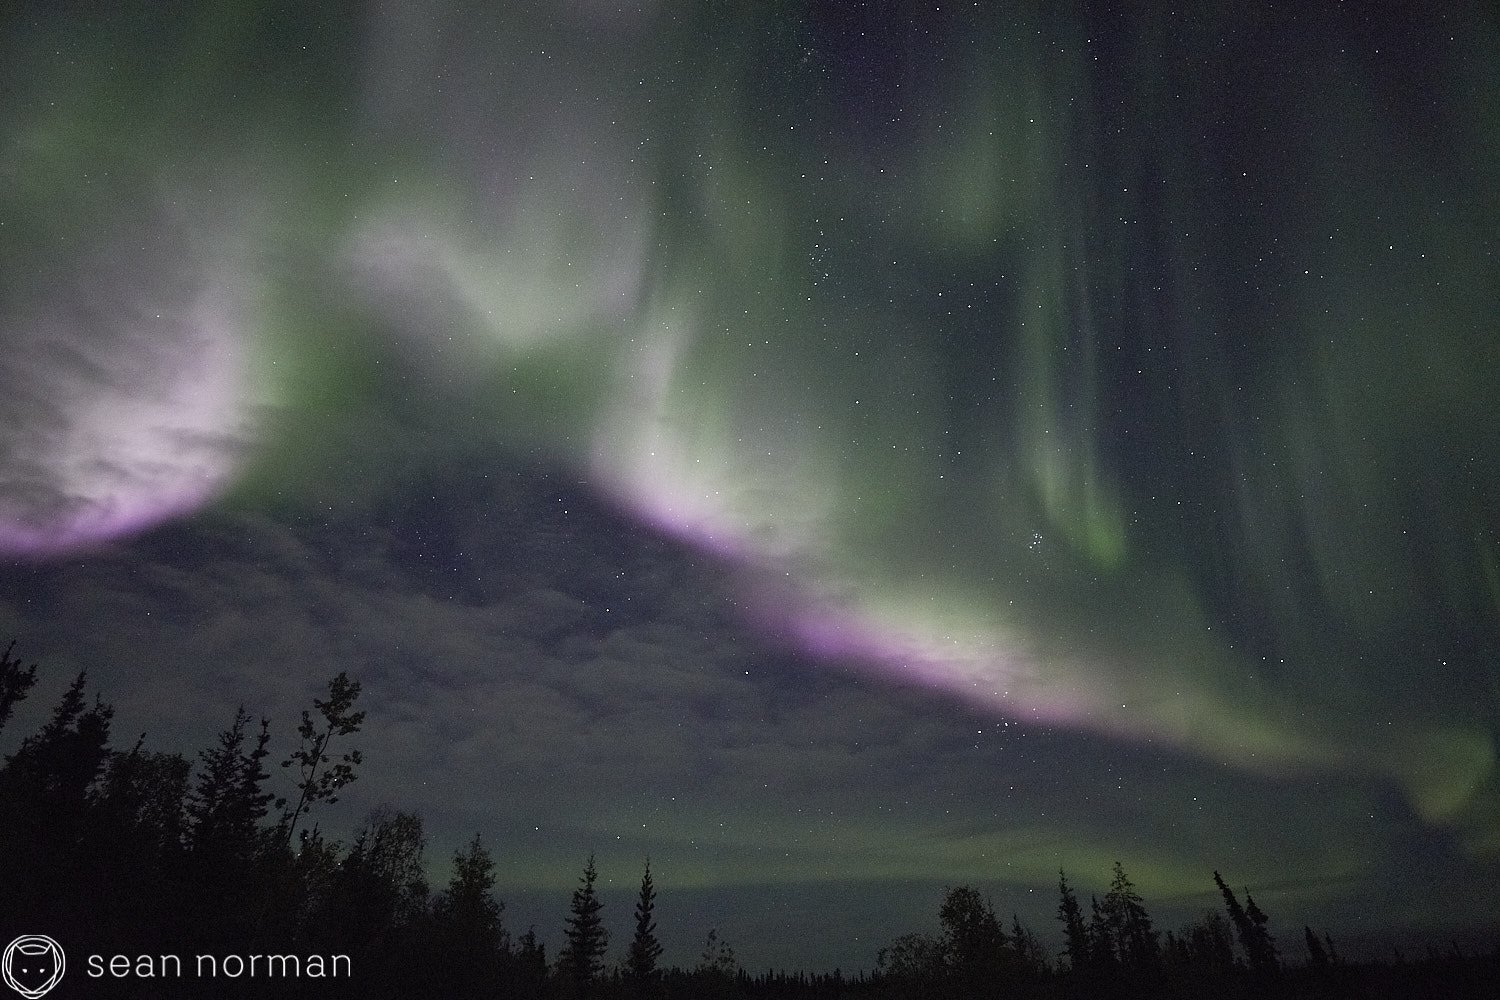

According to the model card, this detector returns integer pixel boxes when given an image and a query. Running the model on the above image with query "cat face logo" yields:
[2,936,65,999]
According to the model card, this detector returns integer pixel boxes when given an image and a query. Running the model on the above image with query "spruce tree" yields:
[185,709,280,948]
[1010,912,1048,973]
[97,740,191,868]
[515,927,549,996]
[1104,861,1158,973]
[1213,869,1251,954]
[626,859,664,996]
[1182,911,1235,970]
[1322,930,1340,966]
[434,835,506,992]
[1305,925,1329,970]
[189,708,274,861]
[1056,871,1090,972]
[1214,871,1277,976]
[561,853,609,994]
[0,670,113,843]
[0,640,37,736]
[0,670,112,923]
[4,671,113,808]
[1088,895,1115,967]
[1243,891,1279,973]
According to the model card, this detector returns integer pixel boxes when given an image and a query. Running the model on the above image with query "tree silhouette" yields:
[626,858,664,997]
[1177,910,1236,972]
[696,927,738,975]
[1009,912,1049,972]
[1322,929,1341,966]
[1056,870,1090,972]
[98,738,190,860]
[876,931,947,984]
[189,707,275,863]
[281,671,364,845]
[938,884,1008,993]
[0,640,37,736]
[560,853,609,995]
[9,638,1494,1000]
[433,834,507,994]
[310,805,428,993]
[92,737,191,943]
[694,927,741,999]
[1215,870,1278,977]
[1088,894,1115,967]
[1305,925,1329,970]
[514,926,549,997]
[1103,860,1159,973]
[183,708,278,947]
[939,885,1007,963]
[1243,890,1279,972]
[362,807,430,924]
[3,671,113,806]
[0,670,113,931]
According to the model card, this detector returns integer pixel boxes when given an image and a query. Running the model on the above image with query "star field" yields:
[1,0,1497,971]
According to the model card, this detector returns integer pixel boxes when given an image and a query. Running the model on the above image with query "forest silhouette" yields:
[0,641,1493,999]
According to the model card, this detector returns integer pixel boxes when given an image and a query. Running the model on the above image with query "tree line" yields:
[0,642,1493,999]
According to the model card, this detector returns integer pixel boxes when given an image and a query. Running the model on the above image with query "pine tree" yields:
[89,739,192,941]
[5,671,113,804]
[561,853,609,995]
[1213,870,1251,956]
[626,859,664,997]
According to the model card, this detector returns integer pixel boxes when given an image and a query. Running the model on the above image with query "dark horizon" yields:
[1,640,1496,1000]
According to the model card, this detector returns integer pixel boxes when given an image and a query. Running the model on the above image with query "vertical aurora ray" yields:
[565,1,1499,831]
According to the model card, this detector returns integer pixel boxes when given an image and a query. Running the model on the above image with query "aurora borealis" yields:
[2,0,1498,971]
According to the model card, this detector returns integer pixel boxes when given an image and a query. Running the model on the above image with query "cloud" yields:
[0,198,263,556]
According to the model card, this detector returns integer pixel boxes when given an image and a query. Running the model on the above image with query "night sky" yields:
[2,0,1497,973]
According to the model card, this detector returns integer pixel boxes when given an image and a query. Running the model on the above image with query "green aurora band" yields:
[2,0,1498,920]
